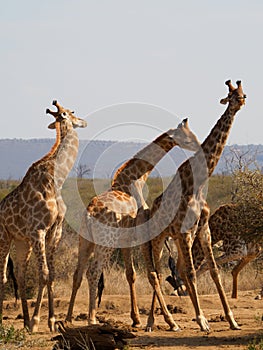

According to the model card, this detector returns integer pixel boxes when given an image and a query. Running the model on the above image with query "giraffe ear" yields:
[48,122,56,129]
[177,118,189,129]
[182,118,189,128]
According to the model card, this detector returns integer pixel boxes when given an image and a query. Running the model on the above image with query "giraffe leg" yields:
[192,236,205,271]
[231,254,258,299]
[14,240,32,329]
[0,232,11,325]
[146,235,166,330]
[198,212,240,330]
[66,238,95,322]
[30,231,49,333]
[141,242,179,332]
[122,247,142,327]
[86,246,113,325]
[197,251,243,277]
[176,236,210,332]
[46,220,64,332]
[175,243,191,296]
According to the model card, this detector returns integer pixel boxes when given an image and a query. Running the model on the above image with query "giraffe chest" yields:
[1,191,59,238]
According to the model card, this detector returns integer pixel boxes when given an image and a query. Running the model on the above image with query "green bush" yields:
[247,338,263,350]
[0,324,26,345]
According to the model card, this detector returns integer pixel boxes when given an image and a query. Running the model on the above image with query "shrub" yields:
[0,324,26,345]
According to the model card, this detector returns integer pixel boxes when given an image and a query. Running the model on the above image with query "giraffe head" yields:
[165,118,201,152]
[46,100,87,129]
[220,80,246,111]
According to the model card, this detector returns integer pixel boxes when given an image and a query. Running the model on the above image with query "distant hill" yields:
[0,139,262,180]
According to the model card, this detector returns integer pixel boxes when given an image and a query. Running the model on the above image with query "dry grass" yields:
[105,263,263,297]
[50,258,263,303]
[6,220,263,304]
[42,227,263,301]
[196,264,263,296]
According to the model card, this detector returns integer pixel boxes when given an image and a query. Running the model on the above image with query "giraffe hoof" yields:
[65,317,73,323]
[230,323,241,330]
[169,325,181,332]
[200,325,210,333]
[48,317,56,332]
[30,323,39,333]
[197,315,210,332]
[132,322,142,328]
[145,326,152,332]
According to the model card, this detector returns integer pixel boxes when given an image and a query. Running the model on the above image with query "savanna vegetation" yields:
[1,170,262,301]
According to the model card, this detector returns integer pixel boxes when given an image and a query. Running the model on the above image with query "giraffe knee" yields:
[39,269,49,285]
[73,270,83,288]
[126,270,136,284]
[148,271,159,287]
[185,269,196,283]
[1,274,7,285]
[210,266,220,280]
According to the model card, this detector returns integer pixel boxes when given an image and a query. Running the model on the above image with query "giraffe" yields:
[72,80,246,332]
[0,100,87,332]
[141,80,246,332]
[191,203,262,299]
[66,119,201,327]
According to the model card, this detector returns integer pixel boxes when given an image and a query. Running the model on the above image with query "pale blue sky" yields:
[1,1,262,145]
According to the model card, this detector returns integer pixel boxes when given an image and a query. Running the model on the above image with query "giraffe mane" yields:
[32,121,61,167]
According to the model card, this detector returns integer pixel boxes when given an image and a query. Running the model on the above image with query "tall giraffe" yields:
[191,203,262,298]
[0,101,87,332]
[72,80,246,332]
[66,119,201,326]
[142,80,246,331]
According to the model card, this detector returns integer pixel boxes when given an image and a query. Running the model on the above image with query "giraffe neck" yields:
[176,104,241,195]
[176,104,240,195]
[0,122,79,211]
[150,104,242,233]
[30,122,61,169]
[19,122,62,186]
[200,104,239,177]
[112,132,177,195]
[52,124,79,190]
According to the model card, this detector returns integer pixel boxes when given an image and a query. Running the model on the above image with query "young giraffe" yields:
[142,80,246,332]
[0,101,87,332]
[191,203,262,298]
[66,119,201,326]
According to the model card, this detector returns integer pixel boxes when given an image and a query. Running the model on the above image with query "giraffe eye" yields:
[62,112,67,117]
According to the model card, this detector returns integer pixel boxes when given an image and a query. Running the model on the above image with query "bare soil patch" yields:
[2,291,263,349]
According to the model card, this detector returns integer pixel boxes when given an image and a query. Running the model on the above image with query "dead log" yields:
[52,320,136,350]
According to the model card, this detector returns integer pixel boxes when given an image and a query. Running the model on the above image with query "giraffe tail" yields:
[165,239,187,296]
[7,256,19,302]
[97,272,105,307]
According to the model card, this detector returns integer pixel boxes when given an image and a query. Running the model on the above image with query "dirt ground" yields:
[2,290,263,349]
